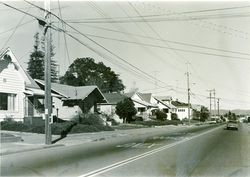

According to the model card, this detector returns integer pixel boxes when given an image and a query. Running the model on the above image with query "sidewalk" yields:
[0,124,191,156]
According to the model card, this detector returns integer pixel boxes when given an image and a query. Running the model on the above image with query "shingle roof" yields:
[103,93,127,104]
[172,101,189,107]
[124,92,135,98]
[154,96,172,101]
[35,79,106,101]
[137,93,152,103]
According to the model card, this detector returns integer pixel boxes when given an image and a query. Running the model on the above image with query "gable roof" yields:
[137,93,152,103]
[35,79,107,102]
[124,92,136,98]
[0,48,40,89]
[172,100,189,107]
[103,93,127,104]
[154,96,172,101]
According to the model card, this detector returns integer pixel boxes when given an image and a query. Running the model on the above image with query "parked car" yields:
[209,118,217,124]
[226,120,238,130]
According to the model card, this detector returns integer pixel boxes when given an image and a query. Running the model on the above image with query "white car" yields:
[226,120,238,130]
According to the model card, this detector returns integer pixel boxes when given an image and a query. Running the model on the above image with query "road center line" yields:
[78,125,223,177]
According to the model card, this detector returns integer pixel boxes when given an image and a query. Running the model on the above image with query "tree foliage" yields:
[60,58,125,93]
[171,113,179,120]
[200,106,209,122]
[27,33,44,80]
[27,32,58,82]
[155,109,167,121]
[115,98,137,123]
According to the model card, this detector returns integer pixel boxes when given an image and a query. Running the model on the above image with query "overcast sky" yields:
[0,0,250,110]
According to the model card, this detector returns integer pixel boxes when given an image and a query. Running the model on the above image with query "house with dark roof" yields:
[172,100,193,120]
[124,92,157,120]
[97,93,127,123]
[0,48,60,121]
[35,79,107,120]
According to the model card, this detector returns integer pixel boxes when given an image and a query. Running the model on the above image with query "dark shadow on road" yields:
[52,122,77,144]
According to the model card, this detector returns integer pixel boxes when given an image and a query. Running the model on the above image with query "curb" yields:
[0,144,64,156]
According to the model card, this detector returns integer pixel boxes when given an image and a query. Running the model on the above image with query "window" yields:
[0,93,16,111]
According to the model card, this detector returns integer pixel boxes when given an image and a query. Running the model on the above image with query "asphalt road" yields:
[2,123,248,177]
[191,123,250,177]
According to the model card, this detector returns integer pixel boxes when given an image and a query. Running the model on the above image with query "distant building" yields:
[124,92,157,120]
[97,92,127,123]
[172,100,193,120]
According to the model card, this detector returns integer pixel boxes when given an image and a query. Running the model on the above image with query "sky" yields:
[0,0,250,110]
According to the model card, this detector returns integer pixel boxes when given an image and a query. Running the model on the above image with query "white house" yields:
[0,48,59,122]
[124,92,157,120]
[153,96,177,119]
[172,100,193,120]
[35,79,107,121]
[97,93,127,123]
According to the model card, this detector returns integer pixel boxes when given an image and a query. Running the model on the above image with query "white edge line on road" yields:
[78,125,223,177]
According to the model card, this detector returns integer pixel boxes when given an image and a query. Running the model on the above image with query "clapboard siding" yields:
[0,66,25,121]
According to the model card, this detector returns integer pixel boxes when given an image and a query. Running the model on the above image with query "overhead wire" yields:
[57,0,71,68]
[71,24,250,56]
[0,4,31,51]
[141,2,249,39]
[115,1,185,73]
[66,31,250,61]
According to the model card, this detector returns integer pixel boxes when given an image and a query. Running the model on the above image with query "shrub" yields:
[132,120,181,127]
[155,110,167,121]
[134,116,143,122]
[52,121,77,136]
[79,113,104,125]
[171,113,179,121]
[116,98,137,123]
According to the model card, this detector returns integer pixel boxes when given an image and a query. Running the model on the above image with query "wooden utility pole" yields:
[44,0,52,145]
[186,62,191,125]
[217,98,220,117]
[207,89,215,119]
[213,89,216,117]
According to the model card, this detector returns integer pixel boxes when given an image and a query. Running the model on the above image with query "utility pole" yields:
[217,98,220,118]
[185,62,191,125]
[213,89,216,117]
[44,0,52,145]
[207,89,215,119]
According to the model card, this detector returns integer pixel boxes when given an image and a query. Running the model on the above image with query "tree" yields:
[115,98,137,123]
[155,110,167,121]
[27,33,44,80]
[60,58,125,93]
[200,106,209,122]
[27,32,58,82]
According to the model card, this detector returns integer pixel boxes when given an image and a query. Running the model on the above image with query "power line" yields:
[0,4,31,51]
[65,12,250,23]
[57,0,71,68]
[116,1,185,73]
[70,31,250,61]
[74,24,250,56]
[142,2,249,39]
[0,19,35,36]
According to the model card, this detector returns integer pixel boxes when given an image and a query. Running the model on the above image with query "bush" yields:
[116,98,137,123]
[171,113,179,121]
[70,124,113,133]
[78,113,104,125]
[51,121,77,136]
[1,121,30,132]
[132,120,181,127]
[155,110,167,121]
[134,116,143,122]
